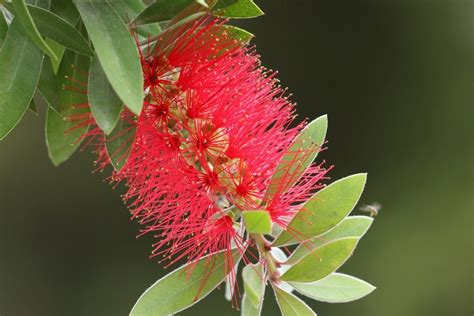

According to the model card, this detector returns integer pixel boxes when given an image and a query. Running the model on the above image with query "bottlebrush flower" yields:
[86,17,330,278]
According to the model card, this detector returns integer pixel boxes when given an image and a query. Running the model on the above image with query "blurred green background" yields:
[1,0,472,315]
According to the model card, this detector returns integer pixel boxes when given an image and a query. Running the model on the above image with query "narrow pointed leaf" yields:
[242,263,265,307]
[46,49,90,166]
[213,0,238,10]
[11,0,58,60]
[45,106,88,166]
[75,0,143,115]
[38,55,60,111]
[221,25,253,43]
[241,294,260,316]
[9,4,92,56]
[106,118,136,171]
[130,249,242,316]
[0,19,43,140]
[46,38,65,74]
[273,173,367,247]
[57,48,90,113]
[242,210,271,234]
[156,12,205,37]
[213,0,264,19]
[88,57,123,134]
[273,285,316,316]
[290,273,375,303]
[280,238,358,283]
[166,0,210,27]
[266,115,327,200]
[133,0,204,25]
[287,216,373,264]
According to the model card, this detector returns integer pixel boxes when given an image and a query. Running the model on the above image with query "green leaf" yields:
[45,106,88,166]
[213,0,264,19]
[213,0,238,10]
[280,238,358,283]
[75,0,144,115]
[11,0,58,60]
[106,118,136,171]
[130,249,242,316]
[38,55,60,111]
[266,115,328,201]
[88,57,123,135]
[45,49,90,166]
[133,0,204,25]
[57,48,90,113]
[0,18,43,140]
[166,0,211,27]
[10,4,93,56]
[0,10,8,46]
[51,0,80,25]
[242,263,265,307]
[273,285,316,316]
[290,273,375,303]
[45,38,64,74]
[221,25,253,43]
[287,216,373,264]
[156,12,206,37]
[110,0,161,37]
[241,294,260,316]
[242,210,272,234]
[270,223,284,238]
[272,173,367,247]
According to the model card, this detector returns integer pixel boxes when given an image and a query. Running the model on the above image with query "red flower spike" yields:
[78,16,331,305]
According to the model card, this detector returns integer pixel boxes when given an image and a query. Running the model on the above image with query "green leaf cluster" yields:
[0,0,258,166]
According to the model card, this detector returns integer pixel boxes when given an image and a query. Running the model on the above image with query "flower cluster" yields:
[87,17,329,274]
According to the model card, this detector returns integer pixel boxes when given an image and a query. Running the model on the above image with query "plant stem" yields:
[251,234,280,281]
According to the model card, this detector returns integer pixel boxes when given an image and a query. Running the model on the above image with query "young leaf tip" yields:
[319,113,328,122]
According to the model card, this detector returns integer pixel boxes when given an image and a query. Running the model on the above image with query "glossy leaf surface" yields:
[0,19,43,140]
[88,57,123,134]
[75,0,143,115]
